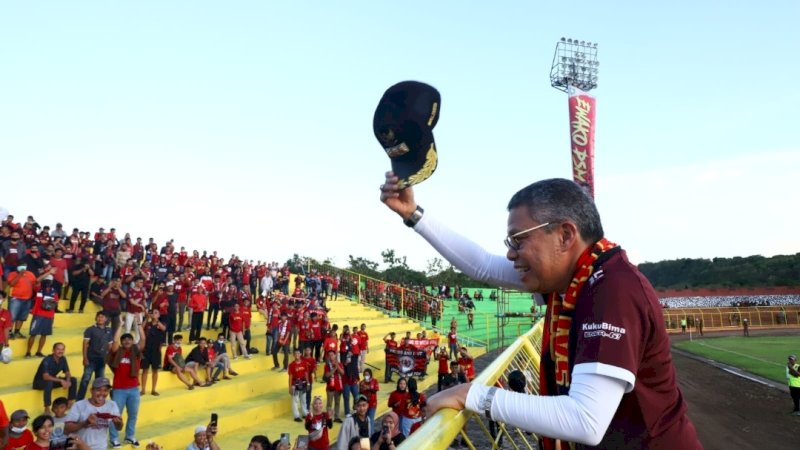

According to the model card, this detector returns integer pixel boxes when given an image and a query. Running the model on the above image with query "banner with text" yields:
[567,86,597,198]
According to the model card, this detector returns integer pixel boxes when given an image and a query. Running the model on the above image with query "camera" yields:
[49,437,74,450]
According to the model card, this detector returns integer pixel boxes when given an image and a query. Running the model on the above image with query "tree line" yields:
[284,251,800,291]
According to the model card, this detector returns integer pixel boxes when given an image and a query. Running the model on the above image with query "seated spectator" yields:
[186,424,219,450]
[370,412,405,450]
[27,414,55,450]
[164,334,207,390]
[26,279,59,358]
[210,333,238,382]
[32,343,77,414]
[185,338,213,386]
[6,410,34,450]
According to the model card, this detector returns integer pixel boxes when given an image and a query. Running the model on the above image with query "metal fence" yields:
[662,305,800,331]
[400,320,545,450]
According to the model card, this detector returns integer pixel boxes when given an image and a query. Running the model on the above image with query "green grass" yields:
[673,336,795,384]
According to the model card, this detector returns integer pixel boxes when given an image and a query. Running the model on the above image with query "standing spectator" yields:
[342,354,360,419]
[206,277,221,330]
[288,348,310,422]
[101,279,126,332]
[67,257,93,313]
[124,279,147,344]
[6,410,34,450]
[324,350,345,423]
[680,318,687,334]
[467,309,474,330]
[434,346,450,392]
[447,327,458,360]
[787,355,800,415]
[272,312,291,371]
[77,312,114,400]
[32,343,77,414]
[0,399,7,450]
[108,319,146,448]
[399,378,425,436]
[188,286,207,343]
[387,378,409,432]
[228,303,251,360]
[165,283,178,344]
[457,347,475,382]
[49,249,69,299]
[25,279,59,357]
[383,332,398,383]
[64,378,123,450]
[305,396,333,450]
[743,317,750,336]
[140,310,167,396]
[241,299,253,353]
[301,346,317,412]
[359,368,380,428]
[335,395,372,450]
[357,324,369,373]
[0,292,11,354]
[1,230,26,279]
[369,412,405,450]
[7,263,38,338]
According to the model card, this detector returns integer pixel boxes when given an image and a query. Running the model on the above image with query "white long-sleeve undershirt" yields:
[465,371,626,446]
[413,211,523,290]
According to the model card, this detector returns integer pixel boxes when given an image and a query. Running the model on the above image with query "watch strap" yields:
[403,206,425,228]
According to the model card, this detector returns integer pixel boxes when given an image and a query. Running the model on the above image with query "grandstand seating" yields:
[0,294,482,450]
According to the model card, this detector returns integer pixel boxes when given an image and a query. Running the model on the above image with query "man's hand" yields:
[61,379,72,389]
[379,171,417,220]
[290,386,295,395]
[86,414,98,426]
[424,382,471,418]
[83,358,89,367]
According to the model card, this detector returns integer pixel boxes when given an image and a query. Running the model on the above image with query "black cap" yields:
[374,81,440,188]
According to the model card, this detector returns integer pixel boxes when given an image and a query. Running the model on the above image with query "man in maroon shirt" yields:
[382,176,702,449]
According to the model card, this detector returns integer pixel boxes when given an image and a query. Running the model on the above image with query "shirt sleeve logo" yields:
[582,321,626,340]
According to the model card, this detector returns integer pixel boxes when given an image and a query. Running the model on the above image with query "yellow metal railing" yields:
[399,320,544,450]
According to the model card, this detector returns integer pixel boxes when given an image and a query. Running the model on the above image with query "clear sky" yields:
[2,1,798,271]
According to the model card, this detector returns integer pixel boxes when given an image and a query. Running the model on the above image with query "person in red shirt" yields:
[387,378,409,430]
[125,279,147,344]
[174,274,189,331]
[228,303,251,359]
[241,299,253,352]
[164,334,205,389]
[305,396,333,450]
[6,409,34,450]
[358,368,380,428]
[301,346,317,412]
[288,349,310,421]
[25,414,55,450]
[356,324,369,373]
[25,280,58,358]
[383,332,398,383]
[447,327,458,360]
[108,318,146,448]
[323,350,344,423]
[310,312,324,362]
[399,378,426,436]
[188,286,207,343]
[0,292,12,354]
[272,311,291,370]
[457,347,475,382]
[435,345,451,392]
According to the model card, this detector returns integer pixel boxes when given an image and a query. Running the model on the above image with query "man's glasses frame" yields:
[504,222,551,250]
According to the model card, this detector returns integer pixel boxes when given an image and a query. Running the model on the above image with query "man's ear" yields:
[559,221,580,251]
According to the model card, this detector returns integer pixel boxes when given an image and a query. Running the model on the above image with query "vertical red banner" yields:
[567,87,596,198]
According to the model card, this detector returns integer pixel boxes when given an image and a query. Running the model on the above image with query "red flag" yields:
[568,87,596,198]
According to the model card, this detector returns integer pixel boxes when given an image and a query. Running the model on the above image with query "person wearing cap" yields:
[186,423,219,450]
[787,355,800,415]
[380,176,702,449]
[335,395,372,450]
[64,377,122,450]
[107,316,146,448]
[6,409,34,450]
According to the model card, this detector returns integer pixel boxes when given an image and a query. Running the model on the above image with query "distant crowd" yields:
[660,295,800,309]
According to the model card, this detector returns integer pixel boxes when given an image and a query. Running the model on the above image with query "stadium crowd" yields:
[0,213,479,450]
[659,295,800,309]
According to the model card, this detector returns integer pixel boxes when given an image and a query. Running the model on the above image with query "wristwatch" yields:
[403,206,424,228]
[483,386,498,420]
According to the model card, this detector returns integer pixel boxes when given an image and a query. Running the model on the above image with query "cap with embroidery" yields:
[374,81,441,188]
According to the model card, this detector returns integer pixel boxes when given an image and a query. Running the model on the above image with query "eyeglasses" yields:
[504,222,550,250]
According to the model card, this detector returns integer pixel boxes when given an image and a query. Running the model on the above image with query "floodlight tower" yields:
[550,38,600,198]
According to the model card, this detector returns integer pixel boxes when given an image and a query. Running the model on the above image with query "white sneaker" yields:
[244,354,252,360]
